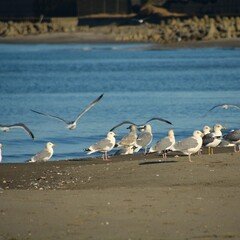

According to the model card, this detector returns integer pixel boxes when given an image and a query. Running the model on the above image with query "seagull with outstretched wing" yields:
[0,123,34,139]
[144,117,173,125]
[109,121,139,132]
[204,104,240,117]
[31,94,104,130]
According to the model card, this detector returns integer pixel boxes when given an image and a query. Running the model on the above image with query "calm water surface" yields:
[0,43,239,162]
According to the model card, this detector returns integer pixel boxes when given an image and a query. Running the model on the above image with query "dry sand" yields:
[0,148,240,240]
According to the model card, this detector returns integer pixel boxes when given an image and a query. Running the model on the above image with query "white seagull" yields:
[27,142,55,163]
[202,124,225,154]
[134,124,153,154]
[0,123,34,140]
[85,131,116,160]
[149,129,175,159]
[31,94,104,130]
[204,104,240,116]
[172,130,203,162]
[116,124,138,149]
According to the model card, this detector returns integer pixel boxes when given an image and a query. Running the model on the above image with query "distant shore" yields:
[0,148,240,239]
[0,15,240,48]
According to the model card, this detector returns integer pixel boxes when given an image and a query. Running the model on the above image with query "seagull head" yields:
[138,124,152,133]
[46,142,55,149]
[107,131,116,138]
[168,129,175,137]
[127,125,137,132]
[214,124,225,131]
[193,130,203,138]
[203,125,211,134]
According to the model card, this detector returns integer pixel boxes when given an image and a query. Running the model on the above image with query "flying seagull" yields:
[0,123,34,140]
[204,104,240,116]
[27,142,55,162]
[31,94,104,130]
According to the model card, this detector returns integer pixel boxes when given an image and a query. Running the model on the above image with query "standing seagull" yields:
[85,132,116,160]
[0,144,2,163]
[0,123,34,140]
[31,94,104,130]
[134,124,153,154]
[27,142,55,163]
[202,124,225,154]
[172,130,203,162]
[116,125,138,149]
[223,129,240,152]
[149,129,175,159]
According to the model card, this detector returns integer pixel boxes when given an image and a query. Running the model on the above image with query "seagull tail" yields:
[148,146,156,153]
[84,148,95,155]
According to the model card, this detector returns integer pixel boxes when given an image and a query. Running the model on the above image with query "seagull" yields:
[27,142,55,163]
[149,129,175,159]
[134,124,153,154]
[31,94,104,130]
[202,124,225,154]
[204,104,240,116]
[85,131,116,160]
[115,125,138,148]
[0,123,34,140]
[172,130,203,162]
[109,117,172,132]
[0,144,2,163]
[223,129,240,152]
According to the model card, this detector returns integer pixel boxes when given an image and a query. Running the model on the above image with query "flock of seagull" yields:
[0,95,240,163]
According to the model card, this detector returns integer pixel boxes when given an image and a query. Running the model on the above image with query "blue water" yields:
[0,43,239,163]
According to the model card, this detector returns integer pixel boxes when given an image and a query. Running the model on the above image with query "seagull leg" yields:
[144,147,147,155]
[188,154,193,163]
[234,145,237,153]
[208,147,211,155]
[211,148,214,155]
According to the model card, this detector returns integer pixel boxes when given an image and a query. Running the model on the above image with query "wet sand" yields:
[0,148,240,239]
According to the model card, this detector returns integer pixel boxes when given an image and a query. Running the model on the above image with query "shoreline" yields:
[0,31,240,49]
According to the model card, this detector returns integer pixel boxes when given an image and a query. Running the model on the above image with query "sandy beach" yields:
[0,148,240,240]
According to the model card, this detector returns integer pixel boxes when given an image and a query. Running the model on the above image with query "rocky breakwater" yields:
[113,15,240,43]
[0,15,240,44]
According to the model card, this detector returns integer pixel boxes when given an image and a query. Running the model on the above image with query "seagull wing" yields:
[207,104,227,112]
[6,123,34,140]
[228,104,240,110]
[110,121,138,132]
[145,117,172,125]
[31,109,69,124]
[74,94,104,124]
